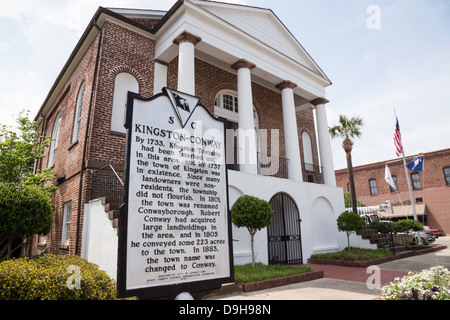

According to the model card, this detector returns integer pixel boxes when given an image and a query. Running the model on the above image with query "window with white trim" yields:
[48,114,62,168]
[72,81,85,142]
[61,201,72,245]
[111,73,139,133]
[444,167,450,185]
[214,90,260,170]
[369,178,378,195]
[214,90,258,128]
[411,173,422,190]
[302,132,314,171]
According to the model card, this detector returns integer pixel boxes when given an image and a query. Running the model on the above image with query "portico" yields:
[148,0,346,265]
[33,0,347,278]
[163,31,335,186]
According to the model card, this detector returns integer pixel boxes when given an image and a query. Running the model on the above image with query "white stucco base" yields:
[81,170,347,279]
[227,170,347,265]
[81,199,118,279]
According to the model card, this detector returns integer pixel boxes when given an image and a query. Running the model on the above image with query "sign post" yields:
[117,88,234,299]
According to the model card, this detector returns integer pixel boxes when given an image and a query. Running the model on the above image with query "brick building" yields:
[33,0,346,277]
[335,148,450,235]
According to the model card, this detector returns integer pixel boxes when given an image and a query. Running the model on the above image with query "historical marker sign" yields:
[117,88,234,299]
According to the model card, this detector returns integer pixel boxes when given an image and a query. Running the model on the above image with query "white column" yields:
[277,81,303,182]
[312,98,336,186]
[173,31,201,95]
[232,59,258,175]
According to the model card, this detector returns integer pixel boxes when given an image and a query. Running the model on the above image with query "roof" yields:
[188,0,330,82]
[378,203,427,218]
[335,148,450,175]
[35,0,330,120]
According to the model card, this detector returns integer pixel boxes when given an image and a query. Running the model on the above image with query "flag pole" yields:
[401,149,418,221]
[394,110,418,221]
[421,153,425,224]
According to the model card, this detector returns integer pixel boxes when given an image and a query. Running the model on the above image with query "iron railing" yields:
[353,207,418,254]
[226,147,289,179]
[258,153,289,179]
[302,162,324,184]
[90,165,124,211]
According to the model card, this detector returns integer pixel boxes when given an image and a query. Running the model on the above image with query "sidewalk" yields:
[210,264,406,300]
[209,237,449,300]
[305,263,409,286]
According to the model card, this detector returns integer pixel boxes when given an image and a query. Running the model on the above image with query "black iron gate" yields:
[268,193,302,265]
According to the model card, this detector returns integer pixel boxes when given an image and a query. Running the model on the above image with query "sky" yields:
[0,0,449,170]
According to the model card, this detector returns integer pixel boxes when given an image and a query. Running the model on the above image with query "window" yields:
[369,179,378,195]
[215,92,238,113]
[72,81,85,142]
[444,167,450,185]
[48,114,62,167]
[411,173,422,190]
[111,73,139,133]
[390,175,398,192]
[302,132,314,171]
[213,90,260,158]
[61,201,72,245]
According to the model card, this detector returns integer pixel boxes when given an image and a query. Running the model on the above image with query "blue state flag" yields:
[406,156,424,171]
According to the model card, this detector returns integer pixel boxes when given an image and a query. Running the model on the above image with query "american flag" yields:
[394,117,403,157]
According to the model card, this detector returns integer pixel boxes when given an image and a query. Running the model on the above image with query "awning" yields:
[378,204,426,219]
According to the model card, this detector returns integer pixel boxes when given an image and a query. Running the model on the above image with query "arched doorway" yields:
[267,193,302,264]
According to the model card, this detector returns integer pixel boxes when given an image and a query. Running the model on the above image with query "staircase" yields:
[100,196,120,235]
[90,165,123,235]
[356,226,410,255]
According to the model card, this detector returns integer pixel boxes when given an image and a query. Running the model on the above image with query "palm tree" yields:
[329,115,364,214]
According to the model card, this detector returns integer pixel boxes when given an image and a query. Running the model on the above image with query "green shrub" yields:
[231,195,273,267]
[337,211,364,253]
[0,184,53,237]
[396,219,423,232]
[370,221,399,233]
[310,247,393,261]
[0,254,117,300]
[0,184,54,261]
[370,220,423,234]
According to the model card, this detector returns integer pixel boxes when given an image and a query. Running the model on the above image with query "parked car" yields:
[361,214,379,224]
[413,230,436,245]
[424,226,441,238]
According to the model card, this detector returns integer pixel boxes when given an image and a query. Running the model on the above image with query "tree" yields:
[337,211,365,253]
[344,192,364,209]
[0,111,56,261]
[0,184,53,261]
[329,115,364,214]
[231,195,273,267]
[0,110,55,192]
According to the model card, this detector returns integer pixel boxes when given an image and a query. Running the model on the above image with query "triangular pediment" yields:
[191,0,328,81]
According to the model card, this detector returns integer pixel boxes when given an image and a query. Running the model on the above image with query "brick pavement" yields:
[306,263,409,286]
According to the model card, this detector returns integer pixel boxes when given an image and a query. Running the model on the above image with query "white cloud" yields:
[0,40,8,53]
[1,0,449,175]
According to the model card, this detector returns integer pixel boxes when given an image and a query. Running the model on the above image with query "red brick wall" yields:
[168,57,320,170]
[335,149,450,235]
[36,32,100,255]
[36,18,323,255]
[87,21,155,170]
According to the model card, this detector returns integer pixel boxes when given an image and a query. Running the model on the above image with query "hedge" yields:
[0,254,117,300]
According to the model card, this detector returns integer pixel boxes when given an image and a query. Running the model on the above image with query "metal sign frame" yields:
[117,88,234,299]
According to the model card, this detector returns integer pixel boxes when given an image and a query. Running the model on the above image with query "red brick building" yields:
[335,148,450,235]
[32,1,346,274]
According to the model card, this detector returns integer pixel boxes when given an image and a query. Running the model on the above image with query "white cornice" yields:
[187,0,330,84]
[155,2,328,98]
